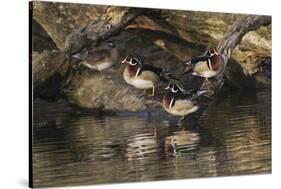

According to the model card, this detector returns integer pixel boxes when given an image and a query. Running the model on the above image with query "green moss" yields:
[255,25,272,41]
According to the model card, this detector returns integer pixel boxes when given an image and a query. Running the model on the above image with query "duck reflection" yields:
[126,132,159,161]
[165,130,200,157]
[33,90,271,187]
[200,90,271,175]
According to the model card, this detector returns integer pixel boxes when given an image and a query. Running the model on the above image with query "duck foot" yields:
[143,89,146,95]
[177,116,186,126]
[147,87,156,96]
[152,86,156,96]
[153,127,157,137]
[202,78,212,87]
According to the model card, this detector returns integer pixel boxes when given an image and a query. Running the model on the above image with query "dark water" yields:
[32,90,271,187]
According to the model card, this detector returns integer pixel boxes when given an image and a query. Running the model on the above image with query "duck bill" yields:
[121,56,128,64]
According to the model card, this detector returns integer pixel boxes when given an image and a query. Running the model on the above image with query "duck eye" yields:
[171,87,178,93]
[131,59,138,65]
[128,58,137,65]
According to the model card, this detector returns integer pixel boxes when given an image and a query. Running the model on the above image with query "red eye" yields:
[171,84,178,93]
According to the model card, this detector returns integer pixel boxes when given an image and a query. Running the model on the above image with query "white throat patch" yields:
[135,67,141,77]
[207,59,213,71]
[169,98,175,109]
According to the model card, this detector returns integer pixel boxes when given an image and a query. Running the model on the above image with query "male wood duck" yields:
[72,41,119,72]
[183,48,226,80]
[121,56,172,96]
[162,79,206,122]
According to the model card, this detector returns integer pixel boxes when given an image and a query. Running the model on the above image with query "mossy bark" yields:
[31,2,271,112]
[32,50,69,101]
[127,13,271,88]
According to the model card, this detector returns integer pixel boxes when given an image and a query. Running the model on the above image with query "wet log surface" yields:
[31,2,271,113]
[32,50,69,101]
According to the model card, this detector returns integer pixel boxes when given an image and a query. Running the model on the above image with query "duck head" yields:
[206,47,219,56]
[121,56,143,66]
[165,79,188,94]
[165,83,181,94]
[72,41,117,60]
[121,56,144,78]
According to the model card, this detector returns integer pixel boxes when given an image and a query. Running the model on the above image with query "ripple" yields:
[32,90,271,187]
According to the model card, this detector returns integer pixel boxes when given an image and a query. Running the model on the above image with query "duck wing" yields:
[173,98,195,111]
[185,56,211,66]
[85,49,110,64]
[142,64,175,82]
[176,89,208,102]
[142,64,163,75]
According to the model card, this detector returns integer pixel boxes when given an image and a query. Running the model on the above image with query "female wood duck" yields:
[183,48,226,80]
[72,41,119,72]
[162,79,206,122]
[121,56,172,96]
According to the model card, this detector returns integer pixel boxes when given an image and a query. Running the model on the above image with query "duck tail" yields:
[181,60,193,75]
[192,89,209,99]
[160,71,177,82]
[72,49,88,60]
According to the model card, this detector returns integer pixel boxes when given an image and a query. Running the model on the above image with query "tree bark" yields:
[217,15,272,59]
[32,50,69,101]
[190,15,272,92]
[31,2,271,112]
[215,15,271,89]
[126,13,271,88]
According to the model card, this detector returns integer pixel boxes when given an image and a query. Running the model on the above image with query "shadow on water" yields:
[32,89,271,187]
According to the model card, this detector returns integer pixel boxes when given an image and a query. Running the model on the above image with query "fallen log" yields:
[31,2,271,112]
[126,13,271,88]
[207,15,272,92]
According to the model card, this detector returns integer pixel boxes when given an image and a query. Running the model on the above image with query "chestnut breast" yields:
[163,92,176,109]
[210,54,222,71]
[125,65,139,78]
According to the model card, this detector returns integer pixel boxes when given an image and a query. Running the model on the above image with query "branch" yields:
[217,15,271,59]
[63,7,145,54]
[32,2,271,112]
[200,15,272,94]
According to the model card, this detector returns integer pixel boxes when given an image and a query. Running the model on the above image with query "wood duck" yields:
[72,41,119,72]
[162,79,206,122]
[121,56,172,96]
[183,48,226,80]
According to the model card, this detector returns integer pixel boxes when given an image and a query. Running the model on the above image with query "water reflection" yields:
[32,89,271,187]
[126,133,159,160]
[165,130,200,157]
